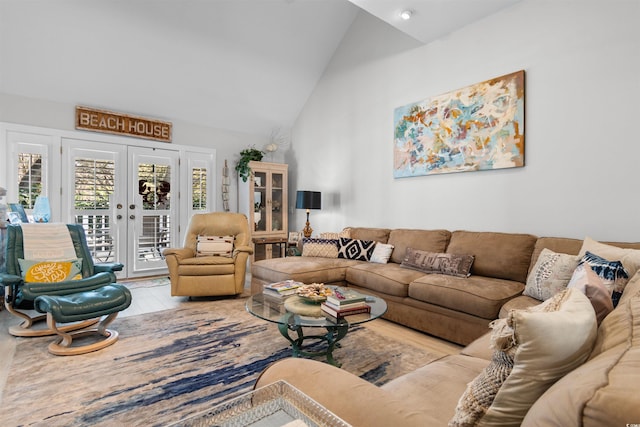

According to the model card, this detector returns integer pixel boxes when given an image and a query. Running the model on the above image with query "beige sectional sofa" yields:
[252,227,640,345]
[251,227,640,425]
[255,273,640,426]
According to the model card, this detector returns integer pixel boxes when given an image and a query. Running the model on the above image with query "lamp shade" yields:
[295,191,321,210]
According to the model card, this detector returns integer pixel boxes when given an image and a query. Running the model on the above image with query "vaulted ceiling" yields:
[0,0,521,136]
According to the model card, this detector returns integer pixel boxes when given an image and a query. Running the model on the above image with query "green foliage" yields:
[235,147,264,182]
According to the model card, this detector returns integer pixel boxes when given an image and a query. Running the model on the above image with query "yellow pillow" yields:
[18,259,83,282]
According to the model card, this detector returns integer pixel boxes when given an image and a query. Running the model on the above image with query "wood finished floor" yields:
[0,275,461,404]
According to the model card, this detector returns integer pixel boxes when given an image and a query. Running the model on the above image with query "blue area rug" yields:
[0,297,439,426]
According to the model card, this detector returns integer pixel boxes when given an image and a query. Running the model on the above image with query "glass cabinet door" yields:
[270,171,284,232]
[253,170,267,232]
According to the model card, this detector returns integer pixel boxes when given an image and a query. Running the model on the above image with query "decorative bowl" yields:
[295,283,332,304]
[297,294,327,304]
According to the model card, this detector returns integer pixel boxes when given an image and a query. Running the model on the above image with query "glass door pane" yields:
[253,170,267,232]
[17,153,43,209]
[271,171,284,232]
[73,157,116,263]
[129,146,179,277]
[61,139,127,272]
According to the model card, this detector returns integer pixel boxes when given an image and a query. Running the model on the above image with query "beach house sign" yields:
[75,106,172,143]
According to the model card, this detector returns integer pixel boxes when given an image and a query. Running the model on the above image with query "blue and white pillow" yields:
[577,251,629,307]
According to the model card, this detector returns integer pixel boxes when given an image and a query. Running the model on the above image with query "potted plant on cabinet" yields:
[236,147,264,182]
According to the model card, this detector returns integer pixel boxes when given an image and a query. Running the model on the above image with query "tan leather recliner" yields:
[163,212,253,296]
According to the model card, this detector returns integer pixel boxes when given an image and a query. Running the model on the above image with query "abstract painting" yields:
[393,70,525,178]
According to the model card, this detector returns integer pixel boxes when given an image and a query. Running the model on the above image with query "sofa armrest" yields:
[255,358,439,427]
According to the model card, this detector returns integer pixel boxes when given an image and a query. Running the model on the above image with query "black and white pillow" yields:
[337,238,376,261]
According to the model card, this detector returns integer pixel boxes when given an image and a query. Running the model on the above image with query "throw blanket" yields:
[21,223,77,261]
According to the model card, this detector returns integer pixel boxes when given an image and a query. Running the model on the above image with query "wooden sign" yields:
[75,106,172,143]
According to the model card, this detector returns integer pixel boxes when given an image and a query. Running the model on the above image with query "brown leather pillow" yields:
[401,247,474,278]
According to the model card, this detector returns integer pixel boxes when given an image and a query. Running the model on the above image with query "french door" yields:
[2,123,215,279]
[62,140,179,277]
[127,146,179,275]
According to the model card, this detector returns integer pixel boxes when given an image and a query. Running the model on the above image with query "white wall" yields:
[0,92,274,212]
[290,0,640,242]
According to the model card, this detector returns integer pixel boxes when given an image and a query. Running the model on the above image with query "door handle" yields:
[117,214,123,220]
[130,215,135,220]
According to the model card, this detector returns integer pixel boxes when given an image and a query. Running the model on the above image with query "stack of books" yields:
[321,288,371,322]
[263,280,303,299]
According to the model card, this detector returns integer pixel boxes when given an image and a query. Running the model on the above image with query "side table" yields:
[252,236,288,261]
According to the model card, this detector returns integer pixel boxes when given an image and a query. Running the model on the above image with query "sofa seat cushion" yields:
[387,228,451,264]
[381,354,490,425]
[180,256,235,265]
[251,256,361,285]
[499,294,541,318]
[447,230,538,283]
[177,265,236,276]
[346,263,426,297]
[409,274,525,319]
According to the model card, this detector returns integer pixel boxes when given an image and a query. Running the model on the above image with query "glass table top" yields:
[246,292,387,328]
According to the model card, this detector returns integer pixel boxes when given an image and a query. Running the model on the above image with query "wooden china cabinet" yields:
[238,161,288,262]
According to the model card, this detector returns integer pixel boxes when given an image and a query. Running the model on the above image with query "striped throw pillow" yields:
[196,235,234,257]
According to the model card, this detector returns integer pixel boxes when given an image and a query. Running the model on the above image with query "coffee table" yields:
[245,291,387,367]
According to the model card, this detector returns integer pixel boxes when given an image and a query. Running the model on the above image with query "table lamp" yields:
[295,191,321,238]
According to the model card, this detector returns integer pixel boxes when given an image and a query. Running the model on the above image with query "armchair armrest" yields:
[234,245,254,256]
[0,272,23,286]
[163,247,195,261]
[94,262,124,273]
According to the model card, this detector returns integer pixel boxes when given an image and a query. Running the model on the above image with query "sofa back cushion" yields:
[347,227,391,244]
[529,237,583,274]
[387,229,451,264]
[589,271,640,358]
[446,231,537,283]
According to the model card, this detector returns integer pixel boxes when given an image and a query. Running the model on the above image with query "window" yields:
[138,163,171,210]
[192,167,207,210]
[74,158,114,209]
[17,153,42,209]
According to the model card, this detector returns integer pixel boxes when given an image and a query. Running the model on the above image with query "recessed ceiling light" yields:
[400,10,413,20]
